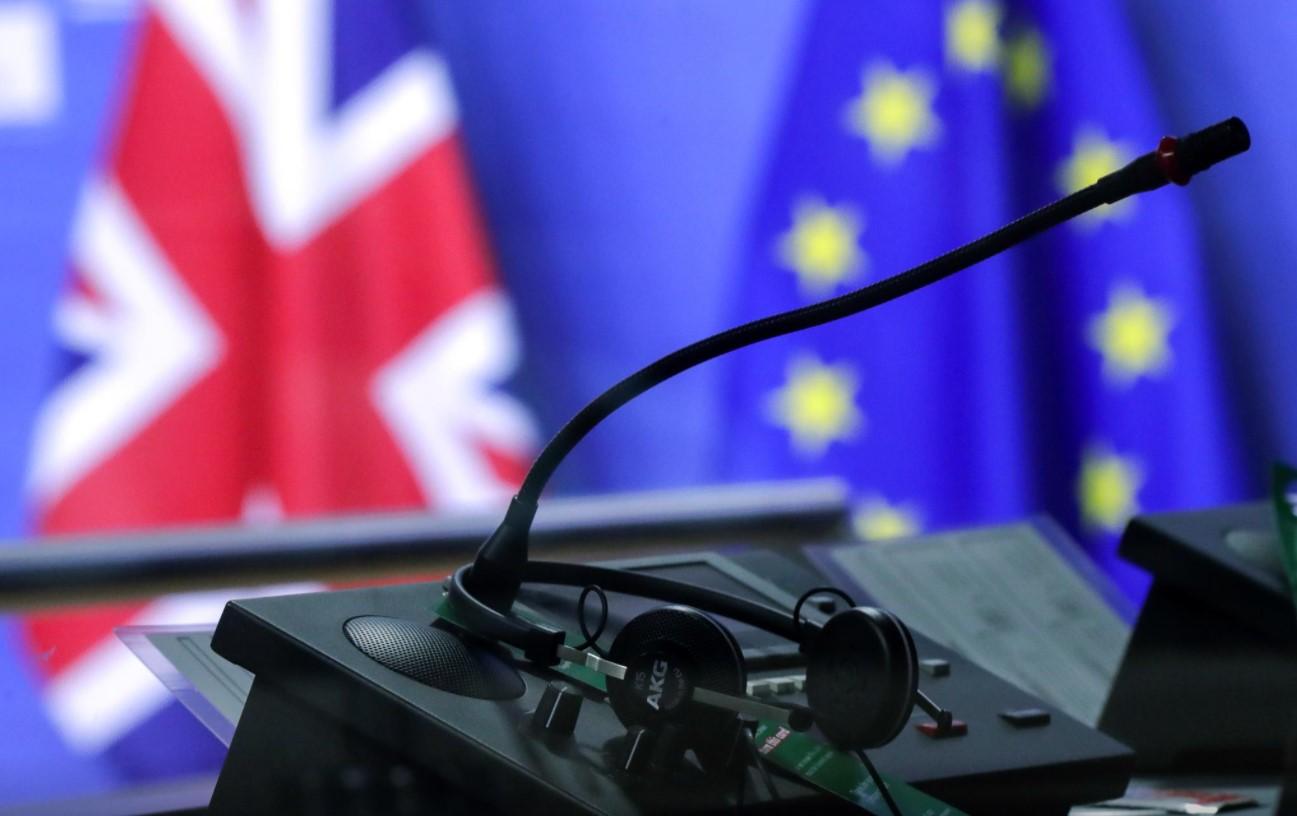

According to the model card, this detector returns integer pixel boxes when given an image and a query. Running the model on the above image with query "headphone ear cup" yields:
[803,606,918,749]
[605,605,746,770]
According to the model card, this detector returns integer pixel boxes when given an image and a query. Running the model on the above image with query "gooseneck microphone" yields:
[425,118,1248,794]
[463,116,1251,614]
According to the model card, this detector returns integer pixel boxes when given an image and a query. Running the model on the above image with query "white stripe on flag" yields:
[27,178,222,506]
[155,0,459,249]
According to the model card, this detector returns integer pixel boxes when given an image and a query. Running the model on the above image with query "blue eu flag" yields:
[721,0,1249,598]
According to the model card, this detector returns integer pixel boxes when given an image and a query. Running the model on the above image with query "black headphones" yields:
[445,545,941,755]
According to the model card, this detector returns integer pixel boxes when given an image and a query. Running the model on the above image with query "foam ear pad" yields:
[803,606,918,749]
[605,605,745,770]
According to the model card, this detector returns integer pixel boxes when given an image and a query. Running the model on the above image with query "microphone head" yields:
[1176,116,1251,180]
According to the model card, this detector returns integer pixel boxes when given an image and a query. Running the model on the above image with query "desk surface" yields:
[1072,777,1279,815]
[0,775,1281,815]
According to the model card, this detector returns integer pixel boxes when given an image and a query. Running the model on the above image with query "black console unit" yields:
[208,550,1132,814]
[1101,502,1297,771]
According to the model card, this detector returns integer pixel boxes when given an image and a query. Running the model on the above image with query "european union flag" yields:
[722,0,1249,599]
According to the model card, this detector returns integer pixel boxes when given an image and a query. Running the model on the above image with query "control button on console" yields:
[919,658,951,677]
[771,677,797,695]
[619,726,657,773]
[533,681,583,736]
[999,707,1051,728]
[915,719,968,738]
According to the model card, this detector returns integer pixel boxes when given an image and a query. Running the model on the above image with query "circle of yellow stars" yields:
[776,197,866,296]
[765,355,863,457]
[760,9,1185,539]
[843,60,941,166]
[1088,283,1176,386]
[1078,445,1144,532]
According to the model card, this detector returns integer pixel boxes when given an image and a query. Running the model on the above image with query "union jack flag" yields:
[22,0,534,777]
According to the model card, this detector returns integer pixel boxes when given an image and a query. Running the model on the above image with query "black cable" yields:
[746,733,780,802]
[514,186,1104,507]
[856,749,903,816]
[734,756,746,812]
[573,584,609,655]
[791,586,856,638]
[733,718,778,811]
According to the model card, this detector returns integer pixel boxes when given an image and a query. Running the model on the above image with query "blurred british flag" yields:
[19,0,534,784]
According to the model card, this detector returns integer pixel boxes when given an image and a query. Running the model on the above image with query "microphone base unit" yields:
[1101,502,1297,772]
[207,551,1132,815]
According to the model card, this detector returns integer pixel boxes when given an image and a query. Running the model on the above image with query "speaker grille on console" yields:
[344,616,525,700]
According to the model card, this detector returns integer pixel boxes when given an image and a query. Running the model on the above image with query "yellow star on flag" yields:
[1004,26,1051,109]
[844,60,941,166]
[946,0,1003,72]
[853,498,922,541]
[1077,444,1144,532]
[1057,127,1135,223]
[1088,283,1175,386]
[766,355,863,457]
[776,197,866,296]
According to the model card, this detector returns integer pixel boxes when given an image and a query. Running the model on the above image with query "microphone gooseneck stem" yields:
[520,187,1103,505]
[467,118,1250,607]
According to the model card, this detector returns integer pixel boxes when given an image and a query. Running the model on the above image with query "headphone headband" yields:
[447,561,817,665]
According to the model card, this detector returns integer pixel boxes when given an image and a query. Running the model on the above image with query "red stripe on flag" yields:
[44,14,257,532]
[269,133,501,513]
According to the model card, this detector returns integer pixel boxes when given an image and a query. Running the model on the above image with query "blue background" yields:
[6,2,1294,524]
[1,0,1296,804]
